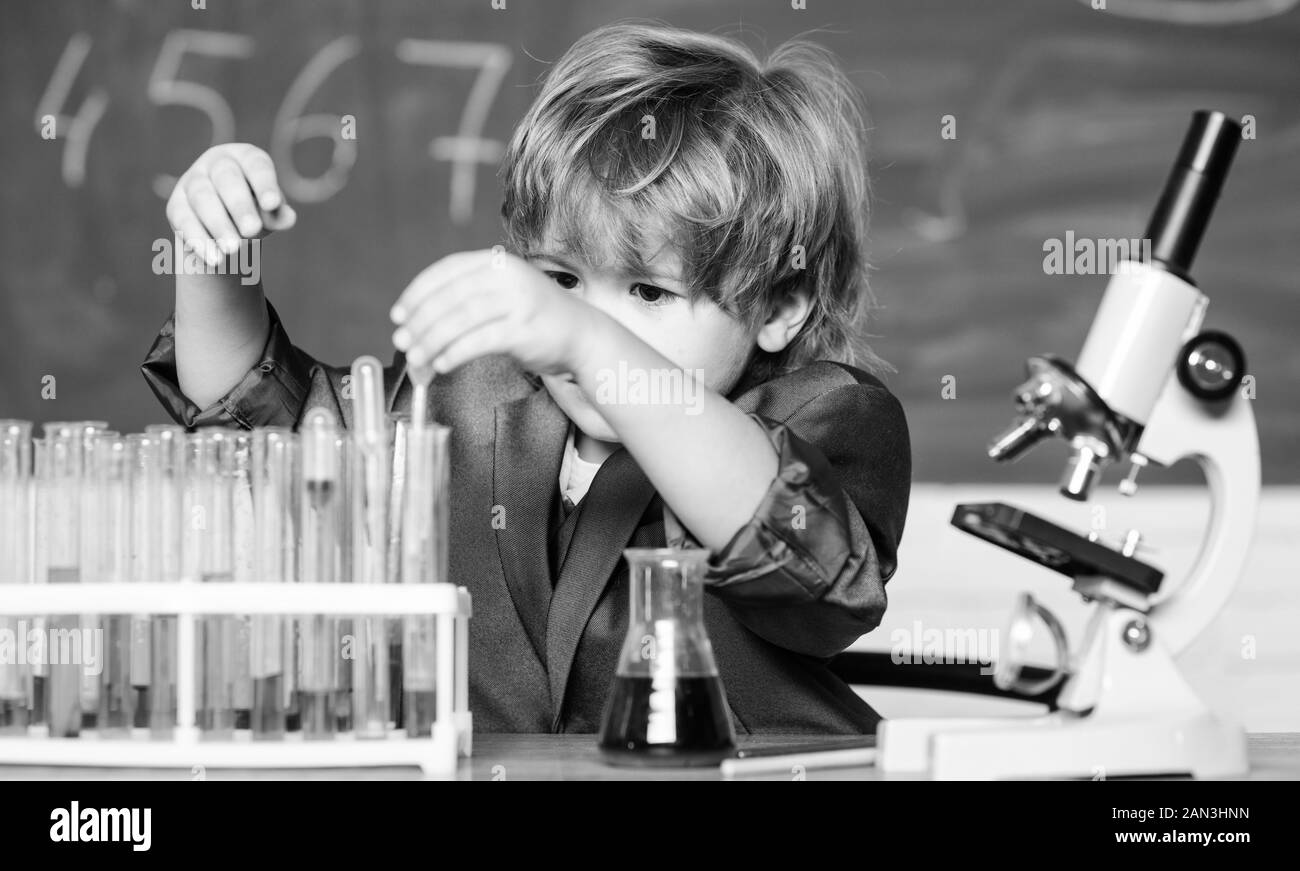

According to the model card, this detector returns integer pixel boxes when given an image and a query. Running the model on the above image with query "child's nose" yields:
[579,282,628,322]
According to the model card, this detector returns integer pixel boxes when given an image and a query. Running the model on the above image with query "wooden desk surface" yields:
[1,733,1297,780]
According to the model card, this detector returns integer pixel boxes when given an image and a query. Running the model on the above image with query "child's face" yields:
[526,233,756,444]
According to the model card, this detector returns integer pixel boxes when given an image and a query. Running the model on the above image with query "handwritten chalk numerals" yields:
[34,33,109,188]
[270,36,362,204]
[147,30,256,199]
[395,39,513,225]
[39,29,512,222]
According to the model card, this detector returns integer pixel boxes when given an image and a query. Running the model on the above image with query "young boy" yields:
[142,22,911,735]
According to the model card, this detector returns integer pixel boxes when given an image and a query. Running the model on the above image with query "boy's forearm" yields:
[571,320,778,553]
[174,272,271,410]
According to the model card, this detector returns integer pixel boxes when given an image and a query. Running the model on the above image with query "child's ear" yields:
[756,288,813,353]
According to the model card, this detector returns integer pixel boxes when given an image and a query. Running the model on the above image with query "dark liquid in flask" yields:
[599,675,734,767]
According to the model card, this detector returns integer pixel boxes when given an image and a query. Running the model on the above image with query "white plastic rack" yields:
[0,581,472,775]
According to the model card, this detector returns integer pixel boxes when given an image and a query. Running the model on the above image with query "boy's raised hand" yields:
[390,248,606,379]
[165,143,298,267]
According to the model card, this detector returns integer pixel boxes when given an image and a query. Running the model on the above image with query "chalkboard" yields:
[0,0,1297,484]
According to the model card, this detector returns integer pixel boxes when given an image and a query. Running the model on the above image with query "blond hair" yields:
[499,21,891,384]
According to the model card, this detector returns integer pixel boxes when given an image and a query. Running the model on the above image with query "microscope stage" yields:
[951,502,1164,595]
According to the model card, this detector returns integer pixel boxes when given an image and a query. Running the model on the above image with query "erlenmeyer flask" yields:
[598,547,736,766]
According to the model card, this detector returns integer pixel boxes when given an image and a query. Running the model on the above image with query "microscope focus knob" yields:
[1176,330,1245,402]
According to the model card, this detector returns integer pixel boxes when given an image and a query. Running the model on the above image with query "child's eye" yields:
[544,271,579,290]
[631,283,675,306]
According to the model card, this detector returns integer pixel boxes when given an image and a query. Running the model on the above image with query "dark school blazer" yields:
[142,302,912,735]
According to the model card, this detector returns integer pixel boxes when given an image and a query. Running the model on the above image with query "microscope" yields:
[879,111,1260,779]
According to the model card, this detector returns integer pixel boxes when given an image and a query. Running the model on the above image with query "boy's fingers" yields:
[390,250,493,323]
[425,319,512,374]
[405,307,512,369]
[392,273,492,348]
[234,147,284,211]
[169,203,220,266]
[261,203,297,233]
[399,290,513,365]
[185,176,242,255]
[208,157,263,237]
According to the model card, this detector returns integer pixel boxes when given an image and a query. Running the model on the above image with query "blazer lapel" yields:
[492,386,570,669]
[546,446,657,730]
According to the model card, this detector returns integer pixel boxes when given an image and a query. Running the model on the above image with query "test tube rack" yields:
[0,581,472,775]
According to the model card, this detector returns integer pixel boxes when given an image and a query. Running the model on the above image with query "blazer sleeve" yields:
[679,378,912,659]
[141,299,406,430]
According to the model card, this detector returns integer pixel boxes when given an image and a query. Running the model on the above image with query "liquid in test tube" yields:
[298,409,343,738]
[0,422,32,733]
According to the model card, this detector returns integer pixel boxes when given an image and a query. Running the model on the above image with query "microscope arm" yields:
[1132,369,1260,657]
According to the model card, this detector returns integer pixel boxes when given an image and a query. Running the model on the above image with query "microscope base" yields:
[879,605,1249,779]
[879,711,1247,780]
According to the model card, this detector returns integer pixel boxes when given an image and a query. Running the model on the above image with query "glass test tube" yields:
[0,421,33,733]
[250,427,295,738]
[29,437,47,728]
[42,426,84,737]
[333,431,354,735]
[74,422,110,730]
[298,409,344,737]
[231,434,254,729]
[186,431,237,738]
[126,434,158,731]
[386,415,408,729]
[145,424,184,736]
[94,435,133,734]
[350,357,390,737]
[400,418,450,737]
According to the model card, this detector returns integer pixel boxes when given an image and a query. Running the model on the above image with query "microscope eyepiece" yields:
[1142,110,1242,280]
